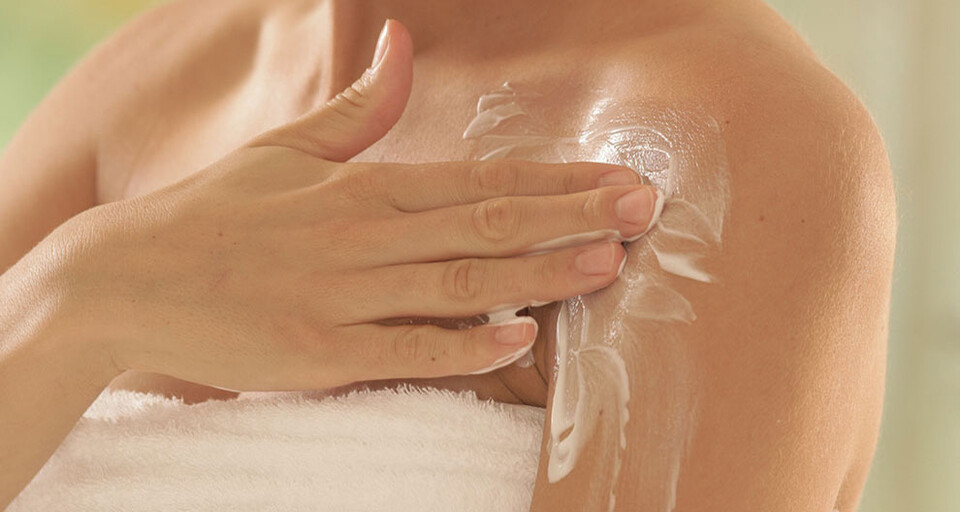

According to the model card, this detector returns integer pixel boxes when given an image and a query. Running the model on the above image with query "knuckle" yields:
[443,259,485,302]
[471,197,520,243]
[333,77,392,134]
[458,329,483,362]
[325,84,389,140]
[392,326,424,362]
[391,326,441,364]
[578,189,605,227]
[333,84,368,112]
[471,161,521,197]
[536,255,558,287]
[561,168,581,194]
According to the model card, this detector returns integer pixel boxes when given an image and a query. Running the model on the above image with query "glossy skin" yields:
[0,0,896,510]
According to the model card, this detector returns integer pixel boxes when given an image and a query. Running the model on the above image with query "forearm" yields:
[0,244,122,509]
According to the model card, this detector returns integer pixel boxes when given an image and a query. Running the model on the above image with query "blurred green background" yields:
[1,1,957,510]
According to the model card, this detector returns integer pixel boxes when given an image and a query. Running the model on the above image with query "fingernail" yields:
[495,320,536,346]
[371,20,391,70]
[597,170,638,187]
[467,344,533,375]
[615,187,658,225]
[575,244,617,275]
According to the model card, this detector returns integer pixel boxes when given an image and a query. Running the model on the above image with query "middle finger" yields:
[377,184,662,264]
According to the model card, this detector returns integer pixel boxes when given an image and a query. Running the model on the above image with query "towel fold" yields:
[10,386,545,512]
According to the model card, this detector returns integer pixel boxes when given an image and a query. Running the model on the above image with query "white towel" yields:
[10,386,545,511]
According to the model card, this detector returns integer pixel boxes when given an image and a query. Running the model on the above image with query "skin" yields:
[0,0,896,510]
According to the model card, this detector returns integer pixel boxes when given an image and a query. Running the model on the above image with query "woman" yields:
[0,0,896,510]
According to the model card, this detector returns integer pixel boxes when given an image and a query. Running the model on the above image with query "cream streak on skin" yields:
[463,83,731,510]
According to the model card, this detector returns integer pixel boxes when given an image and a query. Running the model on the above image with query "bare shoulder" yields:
[78,0,267,94]
[40,0,265,126]
[607,4,899,307]
[687,9,897,354]
[674,6,896,249]
[601,4,896,278]
[86,0,334,200]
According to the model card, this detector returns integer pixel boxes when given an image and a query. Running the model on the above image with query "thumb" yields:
[251,19,414,162]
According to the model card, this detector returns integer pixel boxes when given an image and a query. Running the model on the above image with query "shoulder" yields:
[60,0,296,199]
[70,0,268,122]
[622,7,897,394]
[635,7,897,285]
[605,4,896,259]
[6,0,271,164]
[600,10,897,334]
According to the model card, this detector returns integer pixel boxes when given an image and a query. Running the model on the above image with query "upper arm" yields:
[0,59,101,272]
[530,54,896,511]
[669,68,895,511]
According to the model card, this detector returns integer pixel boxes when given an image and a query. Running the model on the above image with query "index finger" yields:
[376,160,640,212]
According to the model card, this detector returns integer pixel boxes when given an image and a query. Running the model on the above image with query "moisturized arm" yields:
[520,86,895,510]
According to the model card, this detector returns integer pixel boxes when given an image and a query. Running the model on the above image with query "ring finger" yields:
[340,242,626,322]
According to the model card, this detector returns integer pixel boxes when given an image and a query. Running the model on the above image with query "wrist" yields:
[1,224,126,382]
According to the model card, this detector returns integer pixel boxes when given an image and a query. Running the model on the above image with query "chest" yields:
[99,43,640,203]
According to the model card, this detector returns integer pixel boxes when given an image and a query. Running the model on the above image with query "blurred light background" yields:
[0,1,957,510]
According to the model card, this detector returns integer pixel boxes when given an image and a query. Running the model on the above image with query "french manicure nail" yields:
[575,244,617,275]
[597,170,639,187]
[622,189,665,242]
[495,320,535,346]
[467,344,533,375]
[615,187,657,225]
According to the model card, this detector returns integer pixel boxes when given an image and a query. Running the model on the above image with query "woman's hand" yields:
[59,20,661,391]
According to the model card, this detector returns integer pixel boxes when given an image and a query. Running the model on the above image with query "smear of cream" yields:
[462,83,731,510]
